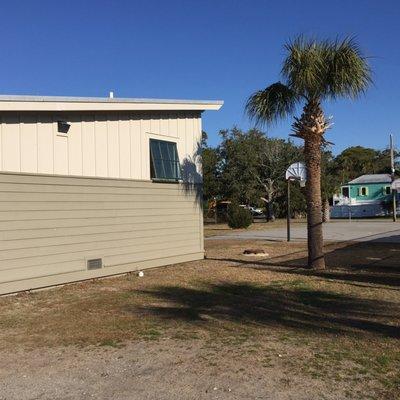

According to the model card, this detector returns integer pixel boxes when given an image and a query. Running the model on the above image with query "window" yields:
[150,139,181,181]
[385,186,391,195]
[341,187,349,198]
[359,187,368,196]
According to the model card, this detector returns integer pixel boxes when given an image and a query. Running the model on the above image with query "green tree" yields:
[218,127,266,205]
[201,131,221,202]
[255,138,303,221]
[214,128,304,219]
[375,149,393,175]
[274,180,307,218]
[246,36,371,269]
[333,146,379,183]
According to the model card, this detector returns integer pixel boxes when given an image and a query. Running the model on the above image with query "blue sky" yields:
[1,0,399,153]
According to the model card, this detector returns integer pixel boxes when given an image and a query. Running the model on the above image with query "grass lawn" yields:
[0,238,399,399]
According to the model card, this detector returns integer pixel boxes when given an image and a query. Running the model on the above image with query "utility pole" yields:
[390,134,397,222]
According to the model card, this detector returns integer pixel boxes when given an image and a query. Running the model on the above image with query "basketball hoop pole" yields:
[287,178,291,242]
[285,162,306,242]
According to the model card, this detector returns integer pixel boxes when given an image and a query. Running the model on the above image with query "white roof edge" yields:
[0,95,223,111]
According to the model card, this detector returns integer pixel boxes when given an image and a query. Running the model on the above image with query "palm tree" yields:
[246,37,371,269]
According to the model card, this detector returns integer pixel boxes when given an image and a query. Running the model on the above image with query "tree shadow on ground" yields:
[135,282,400,338]
[207,236,400,289]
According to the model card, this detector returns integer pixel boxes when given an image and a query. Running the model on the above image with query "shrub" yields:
[227,203,253,229]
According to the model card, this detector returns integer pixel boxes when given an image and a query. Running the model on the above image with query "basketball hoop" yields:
[285,162,306,182]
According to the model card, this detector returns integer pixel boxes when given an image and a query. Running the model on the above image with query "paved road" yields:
[208,221,400,243]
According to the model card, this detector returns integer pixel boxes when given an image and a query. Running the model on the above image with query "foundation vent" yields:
[87,258,103,270]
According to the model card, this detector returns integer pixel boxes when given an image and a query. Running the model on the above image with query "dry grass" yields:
[0,238,399,399]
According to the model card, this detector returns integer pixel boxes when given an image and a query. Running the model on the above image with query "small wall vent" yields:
[57,121,71,134]
[87,258,103,270]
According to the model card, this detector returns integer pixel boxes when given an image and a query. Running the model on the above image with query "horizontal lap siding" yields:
[0,173,203,294]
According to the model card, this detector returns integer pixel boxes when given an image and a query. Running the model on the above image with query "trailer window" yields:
[150,139,181,181]
[385,186,391,195]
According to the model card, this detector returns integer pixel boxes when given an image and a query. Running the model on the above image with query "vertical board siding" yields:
[130,117,141,178]
[160,115,169,136]
[140,115,151,180]
[54,133,68,175]
[81,115,96,176]
[95,115,108,177]
[0,173,203,294]
[118,116,131,179]
[20,115,38,172]
[2,115,21,172]
[68,115,83,176]
[0,111,202,181]
[107,115,120,178]
[37,115,54,174]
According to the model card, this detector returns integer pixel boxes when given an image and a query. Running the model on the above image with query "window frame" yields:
[341,186,350,198]
[149,138,181,183]
[385,186,392,195]
[359,186,368,196]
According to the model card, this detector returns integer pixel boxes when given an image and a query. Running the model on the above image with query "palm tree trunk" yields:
[322,198,330,222]
[304,136,325,269]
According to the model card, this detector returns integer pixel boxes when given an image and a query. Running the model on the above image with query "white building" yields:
[0,95,222,294]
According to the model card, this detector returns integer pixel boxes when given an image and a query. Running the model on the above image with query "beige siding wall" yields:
[0,172,203,295]
[0,111,202,182]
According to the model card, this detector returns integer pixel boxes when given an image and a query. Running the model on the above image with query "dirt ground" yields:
[0,238,399,400]
[0,341,351,400]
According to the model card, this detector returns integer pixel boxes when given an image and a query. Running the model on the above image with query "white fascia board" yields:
[0,95,223,112]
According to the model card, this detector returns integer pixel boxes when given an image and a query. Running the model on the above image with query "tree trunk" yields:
[267,200,275,222]
[322,198,330,222]
[304,136,325,269]
[293,99,328,270]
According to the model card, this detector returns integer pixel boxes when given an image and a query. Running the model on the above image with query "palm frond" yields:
[281,35,372,100]
[325,36,372,99]
[245,82,298,126]
[282,36,329,99]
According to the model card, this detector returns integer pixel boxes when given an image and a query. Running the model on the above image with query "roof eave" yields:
[0,96,223,112]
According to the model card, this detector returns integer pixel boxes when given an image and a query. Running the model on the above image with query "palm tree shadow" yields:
[208,235,400,288]
[133,282,399,338]
[181,140,203,206]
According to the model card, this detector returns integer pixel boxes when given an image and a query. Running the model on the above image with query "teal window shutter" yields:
[150,139,181,181]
